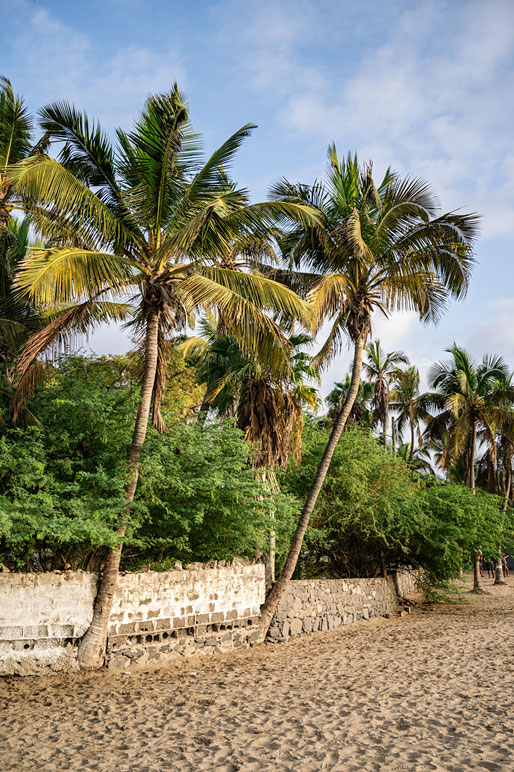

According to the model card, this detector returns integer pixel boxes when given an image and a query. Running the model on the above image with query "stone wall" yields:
[106,561,264,671]
[0,566,418,675]
[0,571,98,675]
[0,562,264,675]
[268,570,418,641]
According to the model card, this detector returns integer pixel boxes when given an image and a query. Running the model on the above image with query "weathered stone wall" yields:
[0,566,418,675]
[0,571,98,675]
[268,570,418,641]
[0,562,264,675]
[106,562,264,671]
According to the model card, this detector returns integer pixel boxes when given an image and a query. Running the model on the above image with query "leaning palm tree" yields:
[390,366,429,464]
[12,86,316,668]
[258,147,479,636]
[427,345,511,590]
[363,340,408,445]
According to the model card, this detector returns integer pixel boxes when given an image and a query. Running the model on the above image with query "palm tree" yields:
[363,340,408,445]
[390,366,429,464]
[12,86,316,668]
[0,78,33,234]
[258,147,479,636]
[396,443,435,476]
[427,345,511,590]
[0,216,42,366]
[427,346,510,493]
[326,375,374,429]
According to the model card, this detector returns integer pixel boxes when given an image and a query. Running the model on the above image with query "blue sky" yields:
[4,0,514,395]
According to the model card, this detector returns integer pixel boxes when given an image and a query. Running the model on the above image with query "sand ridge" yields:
[1,575,514,771]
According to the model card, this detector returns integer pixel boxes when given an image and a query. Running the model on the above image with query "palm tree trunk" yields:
[470,418,477,494]
[383,404,389,448]
[391,417,396,455]
[257,334,366,640]
[408,415,415,465]
[78,309,160,669]
[468,419,482,592]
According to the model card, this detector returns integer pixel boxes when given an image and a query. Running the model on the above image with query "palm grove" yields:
[0,77,510,668]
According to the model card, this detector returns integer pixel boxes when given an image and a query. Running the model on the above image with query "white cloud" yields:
[233,0,514,239]
[10,6,185,129]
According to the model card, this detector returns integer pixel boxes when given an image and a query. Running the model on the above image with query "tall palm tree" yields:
[390,366,429,464]
[12,86,316,668]
[363,339,408,445]
[258,147,479,636]
[427,345,511,590]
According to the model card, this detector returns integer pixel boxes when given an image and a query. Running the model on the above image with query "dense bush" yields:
[280,423,513,583]
[0,356,297,570]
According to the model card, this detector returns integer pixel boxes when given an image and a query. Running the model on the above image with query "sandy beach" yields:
[1,574,514,772]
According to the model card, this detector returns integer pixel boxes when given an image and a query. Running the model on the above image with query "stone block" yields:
[107,655,130,671]
[280,620,290,637]
[290,618,303,636]
[210,612,224,623]
[173,617,186,629]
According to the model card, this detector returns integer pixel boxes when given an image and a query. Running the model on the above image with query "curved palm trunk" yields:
[78,309,160,669]
[258,334,366,640]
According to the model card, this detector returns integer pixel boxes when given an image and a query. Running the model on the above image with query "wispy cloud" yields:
[229,0,514,239]
[8,5,185,129]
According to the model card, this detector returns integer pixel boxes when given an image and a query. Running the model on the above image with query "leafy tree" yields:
[12,86,315,667]
[259,148,479,635]
[0,355,296,571]
[280,424,510,589]
[363,340,408,445]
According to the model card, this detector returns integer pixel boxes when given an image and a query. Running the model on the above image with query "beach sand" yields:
[1,574,514,772]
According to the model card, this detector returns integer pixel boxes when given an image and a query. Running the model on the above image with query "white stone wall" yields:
[0,571,98,675]
[0,563,265,675]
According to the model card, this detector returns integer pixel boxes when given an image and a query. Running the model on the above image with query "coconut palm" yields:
[326,375,374,429]
[188,320,320,582]
[258,147,479,636]
[396,443,435,476]
[12,86,316,667]
[390,366,429,464]
[427,346,510,493]
[363,340,409,445]
[0,78,33,234]
[427,345,512,590]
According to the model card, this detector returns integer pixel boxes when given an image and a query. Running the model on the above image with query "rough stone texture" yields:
[0,565,418,674]
[0,563,264,675]
[0,572,98,675]
[267,570,419,641]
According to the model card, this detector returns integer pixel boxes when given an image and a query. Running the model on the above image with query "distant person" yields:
[503,556,509,578]
[478,555,484,577]
[487,559,495,579]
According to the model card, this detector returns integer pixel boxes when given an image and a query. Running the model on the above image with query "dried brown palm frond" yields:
[237,377,298,470]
